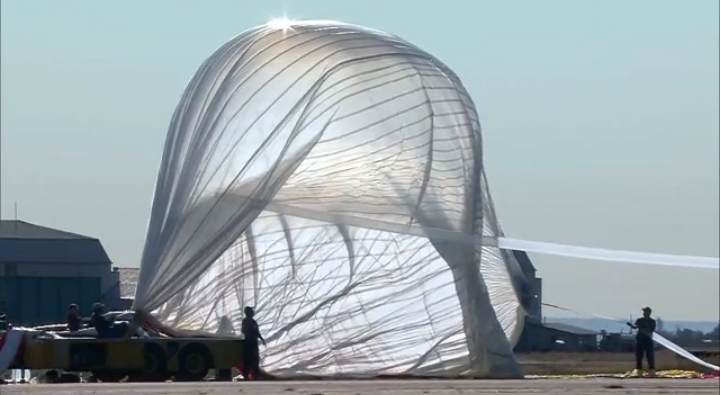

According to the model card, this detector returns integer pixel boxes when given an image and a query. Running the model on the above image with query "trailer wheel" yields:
[176,343,212,381]
[128,343,169,382]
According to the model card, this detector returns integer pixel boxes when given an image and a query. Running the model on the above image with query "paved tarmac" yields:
[1,379,718,395]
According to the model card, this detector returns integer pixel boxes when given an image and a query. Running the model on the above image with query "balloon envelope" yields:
[134,20,527,378]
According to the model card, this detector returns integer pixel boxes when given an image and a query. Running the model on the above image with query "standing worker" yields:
[66,304,82,332]
[627,306,657,377]
[90,303,111,338]
[241,306,266,380]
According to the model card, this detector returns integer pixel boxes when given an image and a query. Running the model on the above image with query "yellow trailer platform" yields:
[10,335,244,382]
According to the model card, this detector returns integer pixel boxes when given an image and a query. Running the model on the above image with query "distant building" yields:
[512,250,543,320]
[516,321,600,352]
[599,331,636,352]
[510,250,600,352]
[0,220,120,325]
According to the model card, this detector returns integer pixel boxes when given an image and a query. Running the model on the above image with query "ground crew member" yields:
[89,302,131,338]
[67,304,81,332]
[90,303,111,338]
[627,306,656,376]
[241,306,266,380]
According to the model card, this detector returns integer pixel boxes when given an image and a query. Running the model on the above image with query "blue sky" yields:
[1,0,718,320]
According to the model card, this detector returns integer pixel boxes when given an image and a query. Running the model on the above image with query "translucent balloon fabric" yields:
[135,20,529,378]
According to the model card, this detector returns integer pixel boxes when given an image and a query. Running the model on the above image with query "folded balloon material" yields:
[132,19,719,379]
[0,328,26,375]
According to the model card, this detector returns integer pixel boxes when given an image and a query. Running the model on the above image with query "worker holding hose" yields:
[627,306,657,377]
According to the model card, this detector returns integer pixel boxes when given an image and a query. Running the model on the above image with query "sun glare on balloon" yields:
[267,16,296,36]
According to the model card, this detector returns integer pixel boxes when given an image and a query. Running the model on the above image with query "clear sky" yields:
[1,0,718,321]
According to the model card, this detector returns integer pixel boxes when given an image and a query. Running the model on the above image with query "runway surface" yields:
[1,379,718,395]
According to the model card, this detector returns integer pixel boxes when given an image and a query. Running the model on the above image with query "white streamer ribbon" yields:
[499,238,719,270]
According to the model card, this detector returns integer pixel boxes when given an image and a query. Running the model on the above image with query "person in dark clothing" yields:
[627,306,656,376]
[90,303,112,338]
[67,304,82,332]
[89,302,132,338]
[241,306,266,380]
